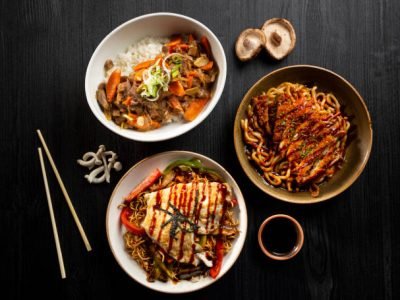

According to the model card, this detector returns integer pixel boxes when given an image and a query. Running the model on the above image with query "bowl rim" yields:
[85,12,227,142]
[233,64,373,204]
[257,214,304,260]
[105,150,248,293]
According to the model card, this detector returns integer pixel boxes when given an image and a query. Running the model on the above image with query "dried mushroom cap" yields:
[235,29,266,61]
[261,18,296,60]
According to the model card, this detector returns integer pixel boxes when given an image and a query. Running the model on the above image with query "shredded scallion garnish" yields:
[139,53,188,101]
[140,59,170,101]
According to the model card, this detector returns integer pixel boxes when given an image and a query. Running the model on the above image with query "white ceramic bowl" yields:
[85,13,227,142]
[106,151,247,293]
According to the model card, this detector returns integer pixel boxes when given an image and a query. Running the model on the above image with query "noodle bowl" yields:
[120,158,240,283]
[241,82,350,197]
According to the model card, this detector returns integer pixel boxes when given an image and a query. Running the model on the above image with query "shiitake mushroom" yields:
[235,28,266,61]
[235,18,296,61]
[261,18,296,60]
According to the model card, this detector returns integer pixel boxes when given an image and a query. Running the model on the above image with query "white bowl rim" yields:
[105,150,248,293]
[85,12,227,142]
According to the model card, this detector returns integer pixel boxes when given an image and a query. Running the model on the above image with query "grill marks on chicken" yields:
[253,92,344,186]
[141,181,232,265]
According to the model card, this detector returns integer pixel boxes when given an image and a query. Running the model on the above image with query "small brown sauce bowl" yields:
[258,214,304,261]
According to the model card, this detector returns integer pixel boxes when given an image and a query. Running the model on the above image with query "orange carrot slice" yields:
[187,71,199,77]
[177,43,189,50]
[187,75,193,88]
[201,61,214,71]
[106,69,121,102]
[134,69,144,81]
[169,81,185,97]
[133,59,155,71]
[184,98,208,121]
[126,113,138,126]
[122,96,132,106]
[150,120,161,129]
[165,36,182,47]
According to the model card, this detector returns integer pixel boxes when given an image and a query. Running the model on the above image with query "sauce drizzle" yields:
[194,181,208,233]
[149,190,162,236]
[156,185,175,243]
[177,185,187,261]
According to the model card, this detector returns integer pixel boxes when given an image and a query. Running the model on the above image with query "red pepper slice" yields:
[124,168,162,202]
[120,207,145,235]
[231,198,238,207]
[209,238,224,278]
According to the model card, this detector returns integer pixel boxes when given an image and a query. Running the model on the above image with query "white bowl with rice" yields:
[85,13,227,142]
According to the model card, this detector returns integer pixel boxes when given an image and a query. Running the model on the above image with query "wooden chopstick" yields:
[38,147,67,279]
[36,129,92,252]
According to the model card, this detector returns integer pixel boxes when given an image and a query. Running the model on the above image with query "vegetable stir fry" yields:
[96,34,218,131]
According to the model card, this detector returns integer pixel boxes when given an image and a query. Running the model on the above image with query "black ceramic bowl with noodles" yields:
[233,65,373,204]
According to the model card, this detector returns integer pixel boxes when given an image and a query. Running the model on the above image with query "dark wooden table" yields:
[2,0,399,299]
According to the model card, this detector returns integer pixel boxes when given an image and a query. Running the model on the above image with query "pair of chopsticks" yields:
[37,129,92,279]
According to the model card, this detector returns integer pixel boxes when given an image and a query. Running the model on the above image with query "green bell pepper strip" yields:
[154,256,176,280]
[163,158,224,181]
[163,158,202,175]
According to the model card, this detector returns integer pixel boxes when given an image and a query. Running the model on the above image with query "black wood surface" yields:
[2,0,399,299]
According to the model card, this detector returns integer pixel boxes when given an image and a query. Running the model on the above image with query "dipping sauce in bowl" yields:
[258,214,304,260]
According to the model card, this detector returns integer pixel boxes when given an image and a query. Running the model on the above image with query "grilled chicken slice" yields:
[253,92,345,186]
[141,181,232,265]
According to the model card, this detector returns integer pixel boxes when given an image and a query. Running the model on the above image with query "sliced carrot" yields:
[200,36,212,57]
[183,98,208,121]
[187,75,193,88]
[133,59,155,71]
[187,70,199,77]
[150,120,161,129]
[154,54,163,66]
[165,36,182,47]
[126,113,138,126]
[122,96,132,106]
[106,69,121,102]
[177,43,189,50]
[134,69,144,81]
[201,61,214,71]
[169,81,185,97]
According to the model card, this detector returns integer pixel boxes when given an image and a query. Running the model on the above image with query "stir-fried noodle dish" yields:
[120,159,239,282]
[241,82,350,197]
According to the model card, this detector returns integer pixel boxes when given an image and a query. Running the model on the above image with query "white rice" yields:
[106,36,169,78]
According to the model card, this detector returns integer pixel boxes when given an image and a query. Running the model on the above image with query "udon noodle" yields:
[241,82,350,197]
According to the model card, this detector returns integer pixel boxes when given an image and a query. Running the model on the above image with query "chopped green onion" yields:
[140,62,170,101]
[172,69,180,78]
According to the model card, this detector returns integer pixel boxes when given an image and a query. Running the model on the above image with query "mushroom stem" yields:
[261,18,296,60]
[271,32,282,46]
